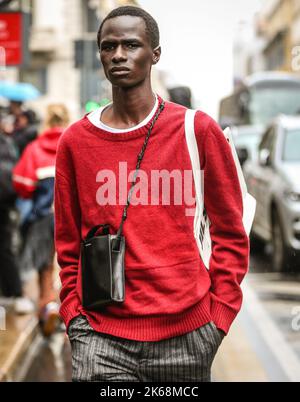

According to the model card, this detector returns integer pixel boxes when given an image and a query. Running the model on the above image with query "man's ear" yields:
[152,46,161,65]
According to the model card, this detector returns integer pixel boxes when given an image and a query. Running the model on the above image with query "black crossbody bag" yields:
[81,101,165,311]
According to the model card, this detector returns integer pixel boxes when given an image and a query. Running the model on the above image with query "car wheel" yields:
[271,209,288,272]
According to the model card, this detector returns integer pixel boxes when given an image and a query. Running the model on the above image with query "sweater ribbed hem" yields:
[76,292,212,341]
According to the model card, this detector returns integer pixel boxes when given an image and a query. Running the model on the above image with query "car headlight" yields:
[284,191,300,202]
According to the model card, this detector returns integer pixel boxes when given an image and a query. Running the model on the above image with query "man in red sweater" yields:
[55,5,249,382]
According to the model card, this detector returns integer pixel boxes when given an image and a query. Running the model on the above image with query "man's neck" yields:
[101,84,156,129]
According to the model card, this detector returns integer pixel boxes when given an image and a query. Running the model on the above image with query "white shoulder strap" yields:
[184,109,203,209]
[184,109,204,245]
[184,109,256,269]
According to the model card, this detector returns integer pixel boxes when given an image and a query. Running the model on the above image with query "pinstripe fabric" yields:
[68,315,223,382]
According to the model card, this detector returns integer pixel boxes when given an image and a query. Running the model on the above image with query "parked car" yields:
[230,124,265,167]
[243,115,300,272]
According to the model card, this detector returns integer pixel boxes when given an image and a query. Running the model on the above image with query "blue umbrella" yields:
[0,81,41,101]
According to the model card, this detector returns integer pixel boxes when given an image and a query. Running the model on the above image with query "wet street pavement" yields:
[22,331,72,382]
[12,247,300,382]
[212,247,300,382]
[249,246,300,362]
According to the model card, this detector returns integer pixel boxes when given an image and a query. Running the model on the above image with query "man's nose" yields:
[112,45,127,63]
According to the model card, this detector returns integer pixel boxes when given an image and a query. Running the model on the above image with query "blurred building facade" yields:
[254,0,300,74]
[27,0,139,119]
[233,19,265,86]
[1,0,167,120]
[232,0,300,87]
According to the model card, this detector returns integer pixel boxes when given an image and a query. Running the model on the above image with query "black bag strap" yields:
[84,100,165,243]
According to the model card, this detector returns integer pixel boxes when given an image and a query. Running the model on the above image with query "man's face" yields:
[99,15,159,88]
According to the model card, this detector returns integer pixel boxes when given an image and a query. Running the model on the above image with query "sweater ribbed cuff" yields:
[210,299,238,335]
[59,295,81,332]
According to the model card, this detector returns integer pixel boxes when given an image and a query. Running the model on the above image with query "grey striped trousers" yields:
[67,315,224,382]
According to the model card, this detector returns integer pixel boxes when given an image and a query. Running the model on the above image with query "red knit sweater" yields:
[54,96,249,341]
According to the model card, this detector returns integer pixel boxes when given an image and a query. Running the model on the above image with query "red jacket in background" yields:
[13,127,64,220]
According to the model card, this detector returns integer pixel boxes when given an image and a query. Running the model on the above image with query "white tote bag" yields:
[184,109,256,269]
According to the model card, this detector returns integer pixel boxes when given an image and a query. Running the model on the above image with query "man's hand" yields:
[218,328,226,339]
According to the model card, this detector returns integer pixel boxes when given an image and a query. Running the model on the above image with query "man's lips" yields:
[110,67,130,74]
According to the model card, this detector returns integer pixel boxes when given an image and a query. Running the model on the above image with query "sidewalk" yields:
[0,272,39,382]
[1,275,299,382]
[213,280,300,382]
[212,316,269,381]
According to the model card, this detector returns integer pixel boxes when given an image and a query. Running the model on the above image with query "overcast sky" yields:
[139,0,264,119]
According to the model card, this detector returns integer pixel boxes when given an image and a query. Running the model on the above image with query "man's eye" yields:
[127,43,138,49]
[101,45,115,51]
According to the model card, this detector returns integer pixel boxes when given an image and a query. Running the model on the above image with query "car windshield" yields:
[282,128,300,162]
[234,133,262,159]
[234,133,261,148]
[249,83,300,125]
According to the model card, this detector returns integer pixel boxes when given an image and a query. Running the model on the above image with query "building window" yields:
[264,30,286,70]
[19,67,47,94]
[83,1,100,33]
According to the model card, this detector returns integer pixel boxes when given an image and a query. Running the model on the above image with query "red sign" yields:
[0,12,22,66]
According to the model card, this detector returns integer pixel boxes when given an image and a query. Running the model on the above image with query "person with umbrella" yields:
[0,81,40,154]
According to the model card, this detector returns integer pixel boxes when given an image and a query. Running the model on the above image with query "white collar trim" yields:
[87,94,158,133]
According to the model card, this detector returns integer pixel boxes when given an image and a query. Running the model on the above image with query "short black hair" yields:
[97,6,160,50]
[20,109,37,125]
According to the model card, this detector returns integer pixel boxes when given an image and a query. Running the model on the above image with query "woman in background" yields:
[13,104,70,336]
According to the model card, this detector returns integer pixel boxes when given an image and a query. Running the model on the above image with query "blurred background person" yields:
[1,101,39,156]
[1,101,25,137]
[12,104,70,337]
[11,109,39,157]
[9,101,23,121]
[168,86,193,109]
[0,124,35,314]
